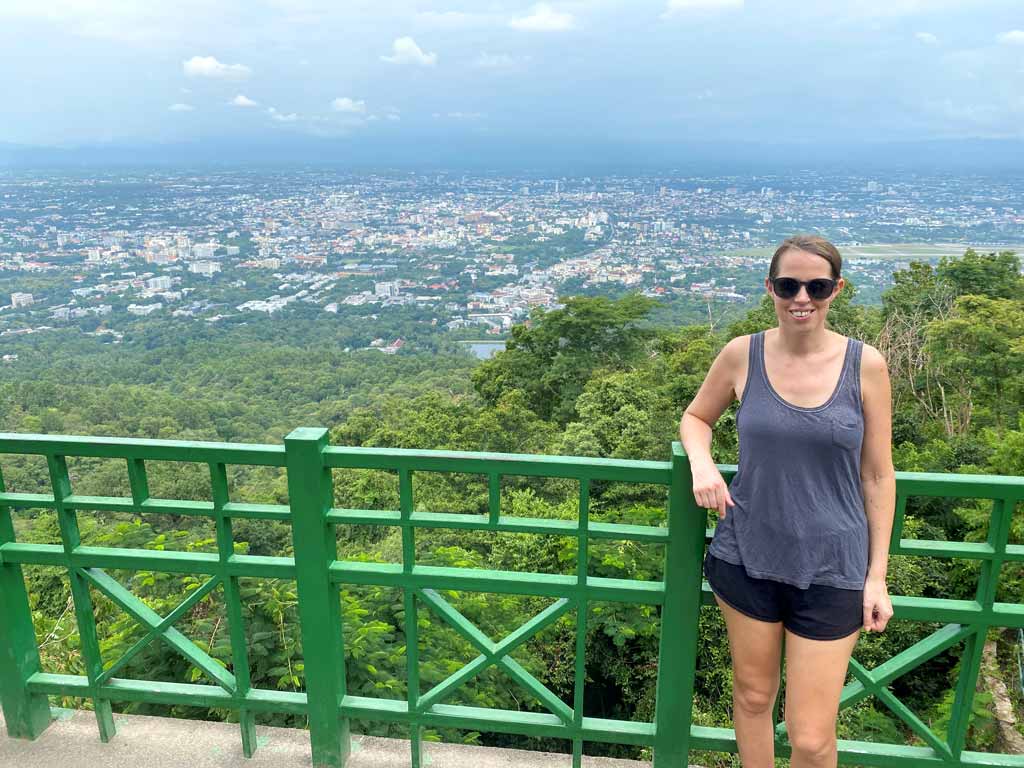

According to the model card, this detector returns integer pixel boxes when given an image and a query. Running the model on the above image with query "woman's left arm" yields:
[860,343,897,633]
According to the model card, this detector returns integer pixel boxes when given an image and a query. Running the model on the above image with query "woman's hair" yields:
[768,235,842,280]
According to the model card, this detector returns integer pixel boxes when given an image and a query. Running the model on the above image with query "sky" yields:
[0,0,1022,153]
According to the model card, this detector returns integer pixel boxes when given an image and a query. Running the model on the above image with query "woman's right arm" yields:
[679,336,746,519]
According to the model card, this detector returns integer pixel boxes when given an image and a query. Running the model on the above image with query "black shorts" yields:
[703,551,863,641]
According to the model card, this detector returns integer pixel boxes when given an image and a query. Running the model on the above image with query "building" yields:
[127,303,162,316]
[192,242,219,260]
[11,292,34,308]
[189,261,221,276]
[146,276,172,291]
[374,280,400,297]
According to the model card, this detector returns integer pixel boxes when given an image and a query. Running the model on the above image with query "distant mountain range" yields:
[2,137,1023,173]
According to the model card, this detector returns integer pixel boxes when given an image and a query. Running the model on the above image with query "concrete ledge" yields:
[1,708,655,768]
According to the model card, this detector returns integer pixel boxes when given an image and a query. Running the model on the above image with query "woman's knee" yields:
[732,676,778,716]
[786,722,836,760]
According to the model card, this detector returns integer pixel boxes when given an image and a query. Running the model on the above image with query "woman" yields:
[679,235,896,768]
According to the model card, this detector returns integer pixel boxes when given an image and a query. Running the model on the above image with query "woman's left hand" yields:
[863,577,894,633]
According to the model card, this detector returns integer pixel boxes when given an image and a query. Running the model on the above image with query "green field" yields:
[718,242,1024,262]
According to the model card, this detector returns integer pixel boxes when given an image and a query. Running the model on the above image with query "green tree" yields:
[936,249,1024,301]
[472,294,659,423]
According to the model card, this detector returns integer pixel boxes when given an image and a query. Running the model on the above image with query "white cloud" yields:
[168,103,195,112]
[509,4,574,32]
[183,55,252,80]
[267,107,299,122]
[381,37,437,66]
[914,31,938,45]
[331,97,366,113]
[997,30,1024,45]
[662,0,742,17]
[230,94,259,107]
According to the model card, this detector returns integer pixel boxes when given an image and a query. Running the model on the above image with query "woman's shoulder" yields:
[720,333,754,363]
[834,331,884,365]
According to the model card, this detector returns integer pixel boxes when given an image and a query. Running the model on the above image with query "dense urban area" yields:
[2,170,1021,358]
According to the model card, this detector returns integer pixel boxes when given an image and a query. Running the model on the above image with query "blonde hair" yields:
[769,235,842,280]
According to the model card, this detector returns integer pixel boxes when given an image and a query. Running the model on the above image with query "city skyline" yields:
[1,0,1023,159]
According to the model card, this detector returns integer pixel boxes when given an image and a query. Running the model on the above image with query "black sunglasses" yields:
[770,277,837,300]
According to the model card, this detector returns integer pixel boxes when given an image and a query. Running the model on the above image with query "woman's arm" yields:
[860,343,896,632]
[680,336,746,519]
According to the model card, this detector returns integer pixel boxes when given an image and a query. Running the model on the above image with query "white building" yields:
[146,276,172,291]
[374,280,400,297]
[190,261,221,276]
[127,303,162,316]
[192,242,219,260]
[11,292,34,308]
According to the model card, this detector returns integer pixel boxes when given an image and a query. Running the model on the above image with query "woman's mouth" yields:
[790,309,813,320]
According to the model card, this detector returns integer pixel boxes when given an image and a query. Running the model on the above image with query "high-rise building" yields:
[11,292,34,308]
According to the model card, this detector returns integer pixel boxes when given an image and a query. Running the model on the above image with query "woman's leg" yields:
[783,627,860,768]
[714,594,785,768]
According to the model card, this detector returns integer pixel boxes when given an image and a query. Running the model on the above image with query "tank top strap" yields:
[741,331,768,401]
[840,337,864,406]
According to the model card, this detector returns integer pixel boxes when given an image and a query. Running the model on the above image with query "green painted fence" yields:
[0,429,1022,767]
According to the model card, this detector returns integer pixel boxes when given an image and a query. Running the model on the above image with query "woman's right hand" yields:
[690,458,735,519]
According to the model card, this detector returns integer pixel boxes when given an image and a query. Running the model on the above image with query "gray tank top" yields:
[707,330,868,590]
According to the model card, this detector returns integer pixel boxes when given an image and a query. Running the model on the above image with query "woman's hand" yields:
[690,458,734,520]
[862,577,894,633]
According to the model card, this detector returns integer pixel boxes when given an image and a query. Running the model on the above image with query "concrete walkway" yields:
[0,708,657,768]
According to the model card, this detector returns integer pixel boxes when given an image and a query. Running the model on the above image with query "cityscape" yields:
[1,169,1022,358]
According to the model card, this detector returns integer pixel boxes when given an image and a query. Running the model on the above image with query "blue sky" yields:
[1,0,1022,148]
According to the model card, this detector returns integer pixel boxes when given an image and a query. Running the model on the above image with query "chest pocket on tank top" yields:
[831,417,862,452]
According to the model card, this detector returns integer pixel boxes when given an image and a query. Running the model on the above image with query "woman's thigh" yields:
[704,554,785,707]
[783,627,860,741]
[714,594,784,709]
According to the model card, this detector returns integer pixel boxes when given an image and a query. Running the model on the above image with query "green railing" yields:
[0,429,1021,768]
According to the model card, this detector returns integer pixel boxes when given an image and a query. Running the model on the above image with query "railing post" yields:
[285,428,350,768]
[0,469,52,740]
[652,442,705,767]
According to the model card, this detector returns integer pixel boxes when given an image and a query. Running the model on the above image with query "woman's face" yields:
[765,248,844,331]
